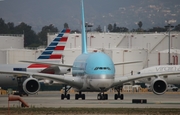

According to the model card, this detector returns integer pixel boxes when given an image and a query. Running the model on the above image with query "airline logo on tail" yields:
[28,28,70,68]
[38,29,70,60]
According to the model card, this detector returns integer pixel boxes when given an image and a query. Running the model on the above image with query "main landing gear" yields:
[14,76,28,97]
[61,86,86,100]
[75,92,85,100]
[61,85,71,100]
[114,86,124,100]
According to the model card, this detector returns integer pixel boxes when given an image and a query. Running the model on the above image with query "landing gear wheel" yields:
[120,94,124,100]
[97,94,101,100]
[97,93,108,100]
[61,85,71,100]
[114,86,124,100]
[75,94,79,100]
[82,94,85,100]
[61,94,64,100]
[75,92,86,100]
[114,94,118,100]
[105,94,108,100]
[67,94,70,100]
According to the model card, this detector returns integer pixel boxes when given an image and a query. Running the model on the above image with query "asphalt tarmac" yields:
[0,91,180,108]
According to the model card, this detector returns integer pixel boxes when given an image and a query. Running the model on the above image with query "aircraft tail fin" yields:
[37,28,70,61]
[27,28,70,68]
[81,0,87,54]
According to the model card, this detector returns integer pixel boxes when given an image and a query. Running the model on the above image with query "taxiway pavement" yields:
[0,91,180,108]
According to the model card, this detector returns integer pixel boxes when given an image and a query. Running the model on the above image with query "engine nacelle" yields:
[23,77,40,95]
[43,79,54,85]
[150,77,167,95]
[57,67,71,74]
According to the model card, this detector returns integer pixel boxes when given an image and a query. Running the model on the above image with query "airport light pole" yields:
[165,24,174,65]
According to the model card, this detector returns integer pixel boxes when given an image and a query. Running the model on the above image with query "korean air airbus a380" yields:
[1,0,180,100]
[0,28,71,95]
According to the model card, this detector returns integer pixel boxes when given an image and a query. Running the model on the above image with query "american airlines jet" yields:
[137,65,180,95]
[0,28,71,95]
[0,0,180,100]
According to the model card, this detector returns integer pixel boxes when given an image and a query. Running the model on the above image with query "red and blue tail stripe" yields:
[37,28,70,60]
[27,28,70,68]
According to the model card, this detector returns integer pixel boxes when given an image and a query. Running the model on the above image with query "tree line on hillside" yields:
[1,18,180,47]
[0,18,62,47]
[106,21,180,33]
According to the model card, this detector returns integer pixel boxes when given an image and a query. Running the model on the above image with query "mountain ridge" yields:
[0,0,179,32]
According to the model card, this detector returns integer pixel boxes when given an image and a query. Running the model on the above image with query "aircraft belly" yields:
[0,74,18,87]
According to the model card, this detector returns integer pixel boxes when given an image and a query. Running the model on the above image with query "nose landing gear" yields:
[97,92,108,100]
[97,87,108,100]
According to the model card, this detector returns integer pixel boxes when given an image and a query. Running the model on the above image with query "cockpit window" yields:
[137,72,141,74]
[94,67,111,70]
[94,67,98,70]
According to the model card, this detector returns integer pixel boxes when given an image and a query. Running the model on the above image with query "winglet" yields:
[81,0,87,54]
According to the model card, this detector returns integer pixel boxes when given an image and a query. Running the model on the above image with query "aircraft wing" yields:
[0,70,82,88]
[114,61,142,65]
[112,71,180,87]
[20,60,73,68]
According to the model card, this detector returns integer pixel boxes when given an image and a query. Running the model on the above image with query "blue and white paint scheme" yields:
[1,0,180,100]
[70,0,115,93]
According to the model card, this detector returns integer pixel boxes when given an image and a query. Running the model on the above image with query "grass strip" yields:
[0,107,180,114]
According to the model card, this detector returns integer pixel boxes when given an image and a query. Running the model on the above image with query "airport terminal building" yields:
[0,32,180,76]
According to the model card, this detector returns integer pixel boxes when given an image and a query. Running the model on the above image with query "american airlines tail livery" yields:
[0,28,70,95]
[0,0,180,100]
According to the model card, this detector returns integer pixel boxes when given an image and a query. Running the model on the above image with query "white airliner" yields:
[0,0,180,100]
[137,65,180,94]
[0,28,71,95]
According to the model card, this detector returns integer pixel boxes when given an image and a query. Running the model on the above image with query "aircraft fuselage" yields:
[138,65,180,85]
[72,52,115,92]
[0,64,46,88]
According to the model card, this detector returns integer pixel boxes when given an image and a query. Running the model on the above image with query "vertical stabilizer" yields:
[37,28,70,61]
[27,28,70,68]
[81,0,87,54]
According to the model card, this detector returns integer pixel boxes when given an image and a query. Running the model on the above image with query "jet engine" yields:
[22,77,40,95]
[57,67,71,74]
[43,79,54,85]
[150,77,167,95]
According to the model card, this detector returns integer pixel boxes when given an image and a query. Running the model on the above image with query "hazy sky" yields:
[0,0,179,32]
